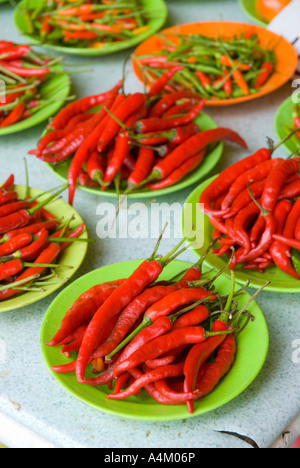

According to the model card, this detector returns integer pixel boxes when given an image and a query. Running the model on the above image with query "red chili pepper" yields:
[146,128,247,188]
[296,217,300,241]
[75,253,177,382]
[49,81,122,130]
[107,362,186,400]
[0,45,30,61]
[127,147,155,188]
[172,305,209,330]
[58,223,86,253]
[86,151,106,186]
[113,326,227,379]
[37,114,96,156]
[0,200,29,218]
[0,191,18,206]
[102,112,139,186]
[0,60,50,77]
[63,31,99,41]
[129,367,191,405]
[250,213,265,243]
[1,174,14,191]
[219,55,251,71]
[254,62,273,89]
[261,159,300,213]
[145,345,186,369]
[0,185,66,234]
[37,115,103,164]
[67,93,121,205]
[0,242,61,301]
[149,90,199,118]
[146,150,205,191]
[97,93,147,153]
[0,220,59,245]
[224,179,266,219]
[60,323,89,357]
[57,4,94,16]
[279,178,300,202]
[114,286,216,357]
[2,228,48,261]
[199,148,270,218]
[194,335,236,401]
[196,71,212,89]
[283,197,300,240]
[0,233,32,258]
[48,283,125,347]
[232,201,260,253]
[221,158,281,210]
[231,213,277,267]
[135,100,205,134]
[93,282,186,361]
[147,66,185,97]
[58,314,173,383]
[0,103,26,128]
[137,122,200,147]
[164,101,196,117]
[0,258,58,282]
[183,319,228,413]
[232,69,249,95]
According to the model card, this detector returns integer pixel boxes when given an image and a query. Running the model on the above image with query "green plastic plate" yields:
[183,175,300,293]
[14,0,168,56]
[0,185,88,313]
[0,65,71,136]
[40,259,269,421]
[44,111,224,199]
[274,95,300,156]
[239,0,268,26]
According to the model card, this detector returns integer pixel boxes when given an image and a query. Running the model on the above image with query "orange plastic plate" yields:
[132,21,298,107]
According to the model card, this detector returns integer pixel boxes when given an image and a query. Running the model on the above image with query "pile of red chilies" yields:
[47,236,264,413]
[199,143,300,278]
[0,174,88,302]
[0,41,61,128]
[30,67,247,206]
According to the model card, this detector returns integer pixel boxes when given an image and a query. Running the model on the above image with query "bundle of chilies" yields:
[47,235,266,413]
[0,40,65,128]
[30,68,247,205]
[199,138,300,278]
[23,0,151,49]
[136,30,276,101]
[0,173,89,302]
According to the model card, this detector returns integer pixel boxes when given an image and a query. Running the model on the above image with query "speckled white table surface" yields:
[0,0,299,449]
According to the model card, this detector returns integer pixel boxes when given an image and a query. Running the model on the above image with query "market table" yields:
[0,0,299,449]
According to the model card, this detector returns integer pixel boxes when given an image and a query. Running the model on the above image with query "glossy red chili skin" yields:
[261,159,300,213]
[75,259,165,382]
[193,335,237,408]
[49,81,122,130]
[199,148,270,218]
[113,327,206,379]
[92,283,184,359]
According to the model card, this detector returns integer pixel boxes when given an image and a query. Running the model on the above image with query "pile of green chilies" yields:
[47,234,268,412]
[0,172,91,302]
[0,40,67,128]
[23,0,152,49]
[136,31,276,100]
